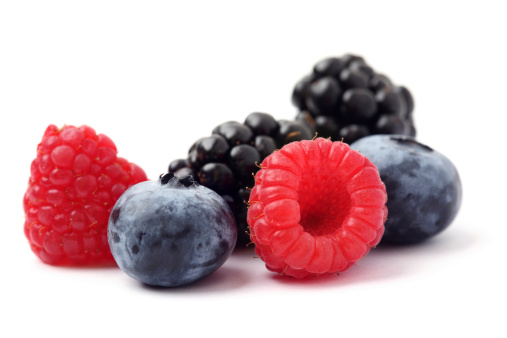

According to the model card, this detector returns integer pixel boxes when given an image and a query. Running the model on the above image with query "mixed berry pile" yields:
[23,54,462,286]
[167,112,313,246]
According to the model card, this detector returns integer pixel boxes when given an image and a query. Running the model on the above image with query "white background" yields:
[1,1,506,337]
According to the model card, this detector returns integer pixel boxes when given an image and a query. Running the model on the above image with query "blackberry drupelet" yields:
[292,54,416,143]
[168,112,313,247]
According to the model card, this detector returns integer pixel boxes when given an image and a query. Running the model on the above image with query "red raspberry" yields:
[23,125,148,265]
[247,137,387,278]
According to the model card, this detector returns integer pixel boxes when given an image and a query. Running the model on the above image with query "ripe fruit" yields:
[247,138,387,278]
[23,124,148,265]
[108,173,237,287]
[167,112,314,247]
[351,135,462,244]
[292,54,416,144]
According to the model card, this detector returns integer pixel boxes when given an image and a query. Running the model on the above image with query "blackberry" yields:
[292,54,416,144]
[167,112,313,247]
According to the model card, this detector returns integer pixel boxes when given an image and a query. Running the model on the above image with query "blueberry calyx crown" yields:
[159,173,198,187]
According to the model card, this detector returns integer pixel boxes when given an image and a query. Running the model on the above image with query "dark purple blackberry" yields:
[314,116,341,140]
[198,163,235,194]
[292,54,416,143]
[275,119,314,147]
[167,112,313,247]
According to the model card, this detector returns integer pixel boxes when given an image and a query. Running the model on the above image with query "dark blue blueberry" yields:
[351,135,462,244]
[108,176,237,287]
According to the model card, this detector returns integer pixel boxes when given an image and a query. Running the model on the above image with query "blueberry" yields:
[107,174,237,287]
[351,135,462,244]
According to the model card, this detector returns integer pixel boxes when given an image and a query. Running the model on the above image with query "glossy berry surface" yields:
[247,138,387,278]
[23,124,148,265]
[108,174,237,287]
[292,54,416,144]
[351,135,462,244]
[167,112,313,247]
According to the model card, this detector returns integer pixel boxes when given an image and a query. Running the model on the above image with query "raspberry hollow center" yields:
[298,166,351,237]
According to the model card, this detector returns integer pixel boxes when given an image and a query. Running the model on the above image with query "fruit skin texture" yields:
[168,112,313,247]
[247,138,387,278]
[23,125,148,265]
[108,174,237,287]
[351,135,462,244]
[292,54,416,144]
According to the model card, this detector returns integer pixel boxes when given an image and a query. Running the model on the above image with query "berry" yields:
[247,138,387,278]
[351,135,462,244]
[292,54,416,144]
[23,124,148,265]
[167,112,313,247]
[107,173,237,287]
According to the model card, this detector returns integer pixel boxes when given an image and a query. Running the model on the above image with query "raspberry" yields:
[247,137,387,278]
[23,124,148,265]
